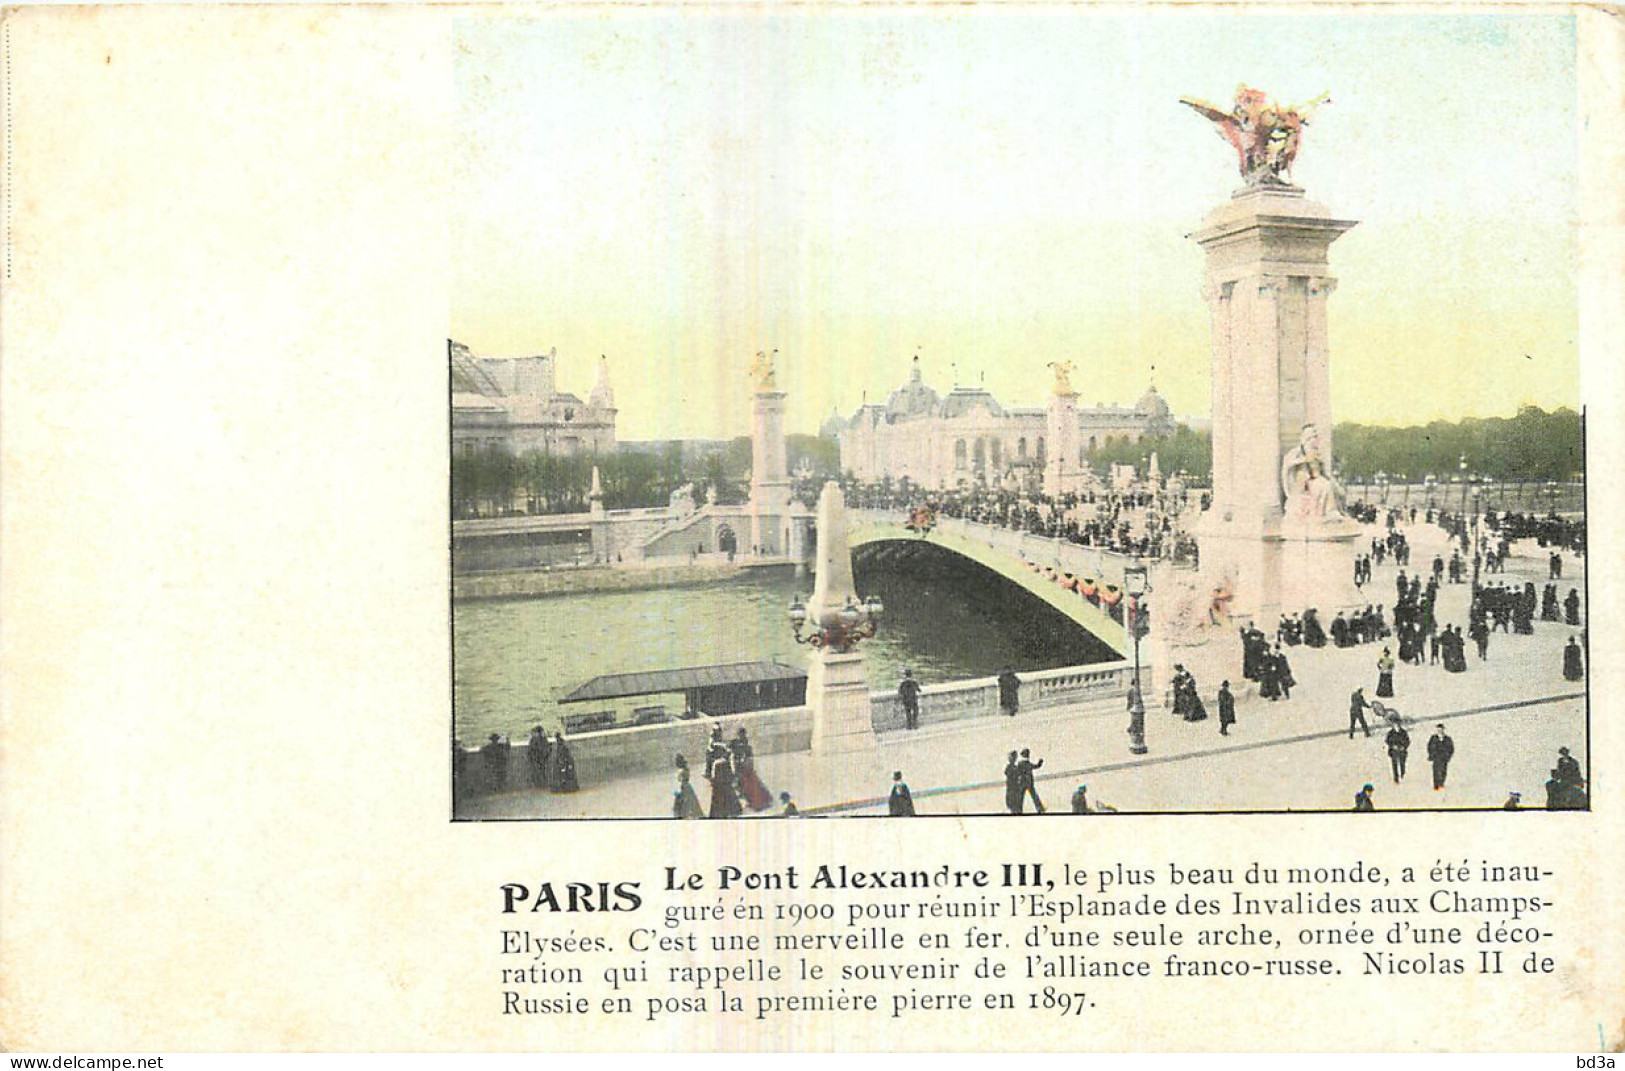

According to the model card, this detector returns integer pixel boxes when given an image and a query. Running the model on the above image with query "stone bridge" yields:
[846,509,1137,657]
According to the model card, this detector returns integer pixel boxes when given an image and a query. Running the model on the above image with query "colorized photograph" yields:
[448,12,1586,818]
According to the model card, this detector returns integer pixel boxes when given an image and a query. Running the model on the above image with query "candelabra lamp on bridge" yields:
[1124,563,1151,756]
[797,480,885,762]
[1470,484,1484,589]
[787,593,884,653]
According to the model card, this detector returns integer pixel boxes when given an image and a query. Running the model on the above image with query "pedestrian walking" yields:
[1427,724,1455,791]
[998,666,1021,717]
[547,732,579,793]
[1217,680,1235,736]
[1385,723,1410,783]
[1375,648,1395,698]
[888,770,916,816]
[673,763,705,819]
[482,732,511,793]
[1016,748,1046,814]
[527,726,551,789]
[898,669,922,730]
[1348,687,1373,739]
[1563,636,1584,681]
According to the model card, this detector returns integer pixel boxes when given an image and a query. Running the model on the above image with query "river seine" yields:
[453,565,1111,742]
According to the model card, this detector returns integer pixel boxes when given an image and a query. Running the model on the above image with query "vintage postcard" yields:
[1,1,1621,1053]
[449,10,1589,821]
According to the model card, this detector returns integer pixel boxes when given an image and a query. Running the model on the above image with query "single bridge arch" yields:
[847,516,1130,657]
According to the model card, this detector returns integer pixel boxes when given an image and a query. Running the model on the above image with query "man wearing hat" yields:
[1016,749,1046,814]
[897,669,922,731]
[1427,724,1455,790]
[1353,783,1376,812]
[1555,747,1582,786]
[1348,687,1373,740]
[888,771,916,816]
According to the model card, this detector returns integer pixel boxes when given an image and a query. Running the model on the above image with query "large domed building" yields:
[833,357,1173,489]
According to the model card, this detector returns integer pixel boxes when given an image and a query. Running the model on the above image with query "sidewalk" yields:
[460,521,1587,819]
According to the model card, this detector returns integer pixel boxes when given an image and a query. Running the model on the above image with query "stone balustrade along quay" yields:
[456,660,1139,801]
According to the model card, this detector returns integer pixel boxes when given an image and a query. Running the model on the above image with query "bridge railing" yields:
[850,508,1150,586]
[868,660,1135,733]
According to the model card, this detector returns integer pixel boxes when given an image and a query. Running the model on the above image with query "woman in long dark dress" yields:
[1004,752,1023,815]
[673,766,705,819]
[1183,671,1208,722]
[706,744,741,818]
[731,730,773,812]
[1303,609,1327,648]
[1274,647,1295,700]
[1171,667,1192,718]
[1542,584,1560,622]
[527,726,551,789]
[1375,648,1395,698]
[1565,589,1582,626]
[550,732,579,793]
[1514,583,1536,635]
[1443,628,1468,673]
[1258,652,1280,701]
[1563,636,1585,682]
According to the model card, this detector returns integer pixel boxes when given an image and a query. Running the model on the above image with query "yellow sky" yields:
[452,12,1578,439]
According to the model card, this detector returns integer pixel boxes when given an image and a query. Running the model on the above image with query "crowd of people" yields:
[1238,625,1296,701]
[843,478,1203,563]
[454,728,578,800]
[461,488,1587,818]
[674,727,776,819]
[1355,745,1587,812]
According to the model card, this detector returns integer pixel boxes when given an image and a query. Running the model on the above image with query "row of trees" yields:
[1080,406,1583,486]
[452,407,1581,518]
[1088,423,1213,481]
[451,432,843,519]
[1333,406,1582,483]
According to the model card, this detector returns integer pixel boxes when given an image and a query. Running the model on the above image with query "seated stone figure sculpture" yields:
[1280,423,1345,521]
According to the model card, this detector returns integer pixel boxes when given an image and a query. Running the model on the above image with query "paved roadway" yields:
[461,519,1587,819]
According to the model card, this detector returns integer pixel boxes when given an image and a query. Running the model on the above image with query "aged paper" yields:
[1,1,1622,1052]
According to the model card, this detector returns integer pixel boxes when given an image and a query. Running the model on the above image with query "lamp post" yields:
[788,592,884,653]
[1125,563,1150,756]
[1470,484,1483,589]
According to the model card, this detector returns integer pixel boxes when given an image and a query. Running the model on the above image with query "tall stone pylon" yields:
[1190,185,1362,622]
[1043,361,1081,497]
[748,350,790,557]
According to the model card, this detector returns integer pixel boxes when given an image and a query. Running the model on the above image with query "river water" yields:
[453,565,1112,743]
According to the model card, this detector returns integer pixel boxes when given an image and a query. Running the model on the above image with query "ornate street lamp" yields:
[1124,563,1150,756]
[788,593,884,653]
[788,481,884,653]
[1470,484,1483,589]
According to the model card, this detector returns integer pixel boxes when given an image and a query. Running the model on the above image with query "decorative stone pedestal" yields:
[1278,515,1365,616]
[808,650,878,758]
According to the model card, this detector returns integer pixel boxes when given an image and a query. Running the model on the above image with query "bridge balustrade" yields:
[867,661,1135,734]
[850,508,1145,587]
